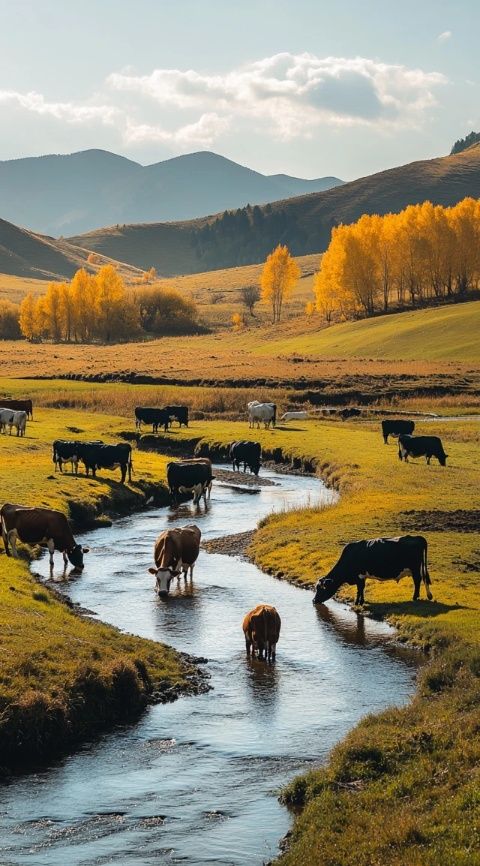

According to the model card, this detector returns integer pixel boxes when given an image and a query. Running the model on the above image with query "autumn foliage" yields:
[19,265,198,343]
[314,198,480,320]
[261,244,300,323]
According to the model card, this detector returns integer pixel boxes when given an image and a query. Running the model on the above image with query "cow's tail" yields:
[421,539,432,599]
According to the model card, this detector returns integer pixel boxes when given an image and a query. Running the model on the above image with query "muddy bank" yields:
[203,530,256,558]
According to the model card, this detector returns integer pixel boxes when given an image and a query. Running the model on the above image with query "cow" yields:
[247,401,277,429]
[280,411,309,422]
[164,405,189,428]
[135,407,170,433]
[398,434,448,467]
[382,419,415,444]
[53,440,104,474]
[80,443,133,483]
[1,503,89,570]
[0,399,33,419]
[242,604,281,661]
[313,535,432,606]
[0,408,27,436]
[230,441,261,475]
[167,458,213,506]
[148,525,201,596]
[339,407,361,420]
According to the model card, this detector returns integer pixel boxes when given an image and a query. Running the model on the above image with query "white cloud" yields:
[0,54,448,154]
[437,31,452,43]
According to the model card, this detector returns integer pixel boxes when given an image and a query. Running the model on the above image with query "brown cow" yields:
[1,503,89,569]
[148,524,201,596]
[242,604,281,661]
[0,399,33,419]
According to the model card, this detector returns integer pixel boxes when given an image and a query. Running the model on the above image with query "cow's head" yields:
[251,459,261,476]
[439,453,448,466]
[149,566,177,597]
[313,576,335,605]
[68,543,89,570]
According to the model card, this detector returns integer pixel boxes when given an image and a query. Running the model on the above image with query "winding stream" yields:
[1,469,417,866]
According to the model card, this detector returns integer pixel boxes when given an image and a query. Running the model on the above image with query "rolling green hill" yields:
[253,301,480,361]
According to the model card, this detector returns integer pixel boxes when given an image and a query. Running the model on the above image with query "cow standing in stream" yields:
[167,458,213,505]
[148,525,201,596]
[242,604,281,661]
[313,535,432,605]
[230,441,261,475]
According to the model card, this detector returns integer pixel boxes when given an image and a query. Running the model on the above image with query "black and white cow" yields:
[134,407,170,433]
[313,535,432,605]
[398,434,448,466]
[381,419,415,444]
[164,405,189,427]
[52,440,104,474]
[80,443,133,483]
[167,458,213,505]
[229,441,261,475]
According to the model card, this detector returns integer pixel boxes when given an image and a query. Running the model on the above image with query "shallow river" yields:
[1,469,416,866]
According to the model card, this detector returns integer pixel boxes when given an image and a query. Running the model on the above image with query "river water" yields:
[0,469,416,866]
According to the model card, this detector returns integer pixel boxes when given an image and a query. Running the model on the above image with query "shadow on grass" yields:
[365,599,468,620]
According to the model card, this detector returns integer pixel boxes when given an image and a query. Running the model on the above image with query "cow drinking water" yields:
[148,525,201,596]
[313,535,432,605]
[230,441,261,475]
[1,503,89,570]
[242,604,281,661]
[167,458,213,505]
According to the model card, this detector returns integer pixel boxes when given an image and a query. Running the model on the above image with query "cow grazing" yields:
[148,525,201,596]
[313,535,432,606]
[0,399,33,419]
[167,458,213,505]
[80,443,133,483]
[230,441,261,475]
[247,401,277,429]
[135,407,169,433]
[53,440,104,474]
[242,604,281,661]
[398,434,448,467]
[164,405,189,427]
[280,411,309,422]
[0,408,27,436]
[1,503,89,570]
[382,419,415,444]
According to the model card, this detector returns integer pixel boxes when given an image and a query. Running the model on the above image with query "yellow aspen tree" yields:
[95,264,139,342]
[43,282,64,341]
[59,281,74,342]
[260,244,300,323]
[70,268,97,341]
[19,293,37,341]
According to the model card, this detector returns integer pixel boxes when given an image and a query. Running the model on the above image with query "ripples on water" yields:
[0,469,417,866]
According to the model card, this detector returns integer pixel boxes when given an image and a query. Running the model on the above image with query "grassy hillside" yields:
[0,217,144,281]
[254,300,480,361]
[68,145,480,275]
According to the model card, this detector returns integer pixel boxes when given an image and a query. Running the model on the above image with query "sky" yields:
[0,0,478,180]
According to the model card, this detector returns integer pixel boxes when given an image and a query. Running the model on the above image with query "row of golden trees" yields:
[314,198,480,320]
[19,265,198,342]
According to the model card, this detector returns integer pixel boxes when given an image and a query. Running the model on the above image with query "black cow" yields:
[398,434,448,466]
[53,440,104,474]
[313,535,432,605]
[230,441,261,475]
[80,443,133,483]
[135,407,169,433]
[167,458,213,505]
[164,405,189,427]
[382,419,415,444]
[0,398,33,419]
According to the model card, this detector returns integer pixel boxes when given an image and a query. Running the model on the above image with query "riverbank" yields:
[0,407,207,776]
[145,417,480,865]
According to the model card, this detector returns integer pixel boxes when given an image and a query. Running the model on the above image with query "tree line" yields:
[314,198,480,321]
[18,265,199,343]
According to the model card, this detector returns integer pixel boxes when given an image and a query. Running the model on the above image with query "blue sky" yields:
[0,0,478,179]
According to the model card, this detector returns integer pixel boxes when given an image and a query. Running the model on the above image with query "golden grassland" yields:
[150,416,480,866]
[0,406,199,773]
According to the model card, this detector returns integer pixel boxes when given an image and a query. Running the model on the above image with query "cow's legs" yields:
[245,635,252,658]
[355,577,365,605]
[63,550,69,567]
[2,524,11,556]
[426,455,431,465]
[47,538,55,568]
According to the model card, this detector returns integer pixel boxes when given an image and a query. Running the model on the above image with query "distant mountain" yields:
[0,217,142,281]
[67,144,480,276]
[0,149,343,235]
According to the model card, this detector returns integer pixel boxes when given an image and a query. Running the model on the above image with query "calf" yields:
[280,411,309,422]
[1,502,89,570]
[242,604,281,661]
[148,525,201,596]
[398,434,448,466]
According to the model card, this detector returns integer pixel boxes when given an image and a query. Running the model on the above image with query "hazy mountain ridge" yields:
[66,144,480,276]
[0,149,343,235]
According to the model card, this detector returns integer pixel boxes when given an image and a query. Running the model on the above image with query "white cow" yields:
[247,401,277,429]
[280,411,309,422]
[0,409,27,436]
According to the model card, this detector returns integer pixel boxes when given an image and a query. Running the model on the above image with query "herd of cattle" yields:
[0,398,452,662]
